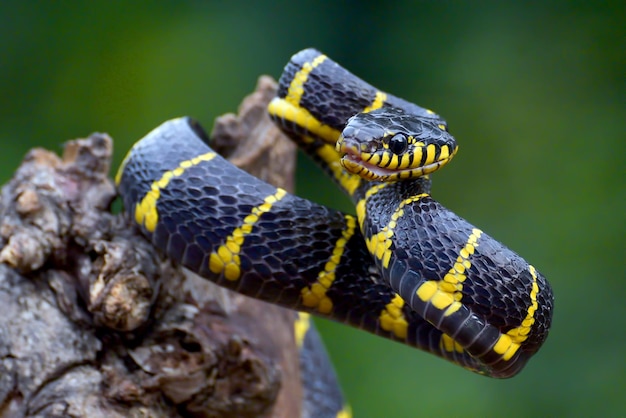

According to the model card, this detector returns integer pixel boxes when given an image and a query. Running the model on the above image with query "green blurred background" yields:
[1,1,624,417]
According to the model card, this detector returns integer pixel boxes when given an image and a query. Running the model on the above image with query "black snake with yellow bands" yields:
[116,48,553,415]
[268,49,552,377]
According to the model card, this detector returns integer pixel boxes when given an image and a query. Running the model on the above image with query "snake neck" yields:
[350,176,432,205]
[350,177,432,237]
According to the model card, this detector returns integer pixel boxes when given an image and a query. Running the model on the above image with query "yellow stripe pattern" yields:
[134,152,217,232]
[440,333,464,354]
[336,404,353,418]
[379,294,409,339]
[208,188,287,281]
[362,91,387,113]
[294,312,311,348]
[355,184,388,231]
[266,51,362,193]
[415,228,483,316]
[294,312,353,418]
[268,54,396,197]
[288,54,328,104]
[268,98,342,144]
[492,265,540,360]
[301,215,357,314]
[267,52,341,144]
[363,193,429,269]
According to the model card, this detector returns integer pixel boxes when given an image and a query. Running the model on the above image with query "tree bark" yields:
[0,76,304,418]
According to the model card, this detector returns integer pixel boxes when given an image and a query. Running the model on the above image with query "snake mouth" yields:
[341,152,399,178]
[338,142,452,181]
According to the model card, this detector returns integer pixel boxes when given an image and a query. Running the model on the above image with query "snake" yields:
[116,49,553,417]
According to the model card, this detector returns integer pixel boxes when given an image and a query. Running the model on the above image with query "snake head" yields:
[336,107,458,181]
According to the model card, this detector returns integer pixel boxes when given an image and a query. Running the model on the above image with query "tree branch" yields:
[0,76,303,418]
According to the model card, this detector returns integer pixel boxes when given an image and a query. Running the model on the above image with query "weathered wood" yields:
[0,76,302,418]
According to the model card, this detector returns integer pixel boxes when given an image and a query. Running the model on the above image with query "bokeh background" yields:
[1,2,624,417]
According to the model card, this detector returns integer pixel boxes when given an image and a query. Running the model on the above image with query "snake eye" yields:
[387,133,408,155]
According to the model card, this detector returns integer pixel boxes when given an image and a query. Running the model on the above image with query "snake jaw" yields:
[337,137,454,181]
[338,145,394,180]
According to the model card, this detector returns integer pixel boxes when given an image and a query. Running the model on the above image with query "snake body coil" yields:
[117,48,553,416]
[268,49,553,377]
